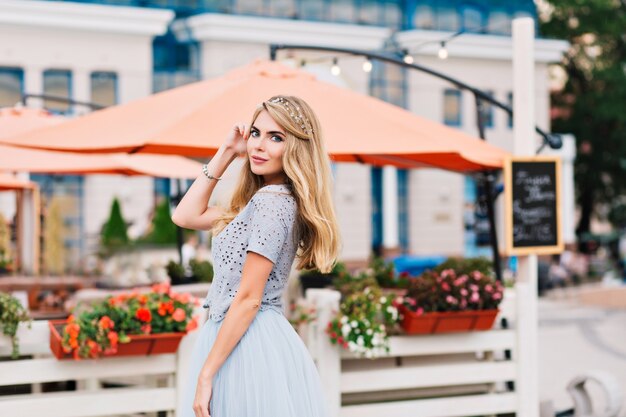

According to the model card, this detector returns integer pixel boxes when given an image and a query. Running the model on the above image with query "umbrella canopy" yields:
[0,144,202,178]
[0,174,37,191]
[0,107,202,179]
[1,60,509,172]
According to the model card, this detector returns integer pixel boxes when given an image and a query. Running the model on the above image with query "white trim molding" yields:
[397,30,569,63]
[173,13,391,50]
[0,0,174,36]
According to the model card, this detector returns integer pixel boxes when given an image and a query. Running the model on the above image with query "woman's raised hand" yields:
[223,122,249,156]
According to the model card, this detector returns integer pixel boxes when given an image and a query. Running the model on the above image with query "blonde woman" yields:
[173,95,340,417]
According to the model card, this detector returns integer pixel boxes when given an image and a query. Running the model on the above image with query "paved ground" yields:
[539,288,626,416]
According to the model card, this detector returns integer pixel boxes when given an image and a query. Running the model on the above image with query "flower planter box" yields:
[398,306,499,334]
[48,320,185,360]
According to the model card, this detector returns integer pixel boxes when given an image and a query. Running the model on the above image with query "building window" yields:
[370,60,407,109]
[153,29,200,93]
[443,89,462,127]
[371,167,383,256]
[0,67,24,107]
[397,169,409,252]
[43,69,72,114]
[488,10,511,35]
[460,4,485,33]
[507,91,513,128]
[90,71,118,107]
[482,90,494,128]
[436,7,459,31]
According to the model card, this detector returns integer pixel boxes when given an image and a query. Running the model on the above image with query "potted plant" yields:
[49,283,200,359]
[394,268,504,334]
[369,256,412,294]
[299,261,346,295]
[0,292,32,359]
[326,286,400,359]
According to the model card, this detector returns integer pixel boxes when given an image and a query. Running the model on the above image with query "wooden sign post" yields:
[504,156,564,256]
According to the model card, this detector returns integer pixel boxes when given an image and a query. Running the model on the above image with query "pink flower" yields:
[460,288,468,296]
[470,292,480,303]
[470,284,479,292]
[416,307,424,316]
[441,269,455,279]
[454,275,468,286]
[441,282,451,291]
[407,298,417,306]
[473,272,482,281]
[172,308,186,322]
[492,292,502,300]
[485,284,493,293]
[446,295,458,305]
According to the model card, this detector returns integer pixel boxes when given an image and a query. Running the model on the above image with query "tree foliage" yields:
[100,197,129,255]
[143,199,177,245]
[539,0,626,233]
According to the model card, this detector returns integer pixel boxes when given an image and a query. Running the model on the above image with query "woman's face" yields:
[247,110,288,185]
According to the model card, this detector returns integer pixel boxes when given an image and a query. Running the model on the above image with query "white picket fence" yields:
[1,284,531,417]
[0,312,203,417]
[305,284,529,417]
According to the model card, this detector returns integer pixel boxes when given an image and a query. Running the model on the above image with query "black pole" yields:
[176,179,185,266]
[474,94,503,281]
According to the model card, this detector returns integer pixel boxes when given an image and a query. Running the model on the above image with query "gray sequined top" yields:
[202,184,298,322]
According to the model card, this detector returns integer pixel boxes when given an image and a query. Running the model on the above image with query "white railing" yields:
[0,312,204,417]
[305,285,528,417]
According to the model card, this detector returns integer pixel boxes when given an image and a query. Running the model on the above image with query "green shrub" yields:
[433,257,494,277]
[190,259,213,282]
[143,199,177,245]
[100,198,129,256]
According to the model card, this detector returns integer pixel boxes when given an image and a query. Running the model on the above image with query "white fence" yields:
[1,284,530,417]
[0,314,202,417]
[305,285,528,417]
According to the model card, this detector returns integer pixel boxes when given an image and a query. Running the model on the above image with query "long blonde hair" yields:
[212,95,340,273]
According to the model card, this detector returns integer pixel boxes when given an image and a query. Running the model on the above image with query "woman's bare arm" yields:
[171,123,249,231]
[197,251,273,380]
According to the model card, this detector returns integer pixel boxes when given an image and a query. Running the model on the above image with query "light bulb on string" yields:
[331,58,341,76]
[402,50,414,64]
[362,59,373,73]
[438,42,448,60]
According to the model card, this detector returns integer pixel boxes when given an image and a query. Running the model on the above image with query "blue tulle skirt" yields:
[177,308,331,417]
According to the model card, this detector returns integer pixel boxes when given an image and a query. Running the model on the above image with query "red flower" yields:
[98,316,114,330]
[136,307,152,322]
[158,301,174,316]
[107,331,119,346]
[141,324,152,334]
[172,308,186,322]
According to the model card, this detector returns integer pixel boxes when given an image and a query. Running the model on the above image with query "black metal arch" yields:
[270,43,562,281]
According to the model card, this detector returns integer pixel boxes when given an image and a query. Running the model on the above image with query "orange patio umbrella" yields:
[1,60,509,172]
[0,174,37,191]
[0,107,202,179]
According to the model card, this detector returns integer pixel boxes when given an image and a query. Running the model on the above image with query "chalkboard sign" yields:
[504,156,563,255]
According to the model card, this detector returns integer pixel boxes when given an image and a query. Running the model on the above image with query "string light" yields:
[331,58,341,76]
[402,49,414,64]
[438,41,448,60]
[362,59,373,72]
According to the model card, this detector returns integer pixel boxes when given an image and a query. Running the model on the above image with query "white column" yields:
[23,67,43,107]
[513,17,539,417]
[382,165,399,249]
[73,68,91,114]
[17,188,39,275]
